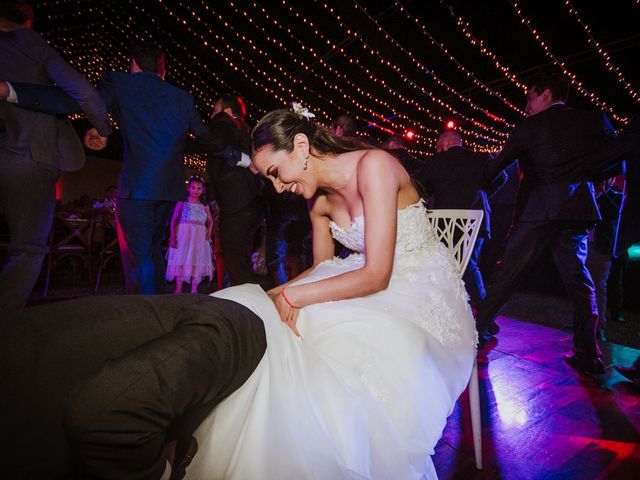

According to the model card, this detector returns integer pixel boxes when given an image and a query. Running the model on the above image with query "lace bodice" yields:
[180,202,207,226]
[329,199,438,254]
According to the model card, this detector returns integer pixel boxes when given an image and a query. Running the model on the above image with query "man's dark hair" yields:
[529,72,570,102]
[0,1,34,24]
[381,135,406,150]
[129,43,165,73]
[218,94,246,120]
[331,114,358,137]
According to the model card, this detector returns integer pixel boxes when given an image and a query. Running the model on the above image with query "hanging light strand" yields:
[311,1,509,142]
[342,0,515,129]
[564,0,640,104]
[391,0,525,117]
[509,0,627,123]
[438,0,529,94]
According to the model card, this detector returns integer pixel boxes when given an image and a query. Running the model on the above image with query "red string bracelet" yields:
[280,289,297,309]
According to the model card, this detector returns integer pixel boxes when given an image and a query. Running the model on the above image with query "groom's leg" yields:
[0,294,208,479]
[63,296,266,480]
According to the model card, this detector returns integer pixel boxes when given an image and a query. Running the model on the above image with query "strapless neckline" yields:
[329,199,424,233]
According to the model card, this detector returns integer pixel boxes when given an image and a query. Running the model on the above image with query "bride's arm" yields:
[282,152,400,308]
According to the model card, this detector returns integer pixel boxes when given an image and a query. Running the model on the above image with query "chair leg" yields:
[94,259,104,293]
[44,252,53,297]
[469,357,482,470]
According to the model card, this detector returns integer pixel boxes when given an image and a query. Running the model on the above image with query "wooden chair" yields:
[94,216,120,293]
[426,208,484,470]
[44,215,95,296]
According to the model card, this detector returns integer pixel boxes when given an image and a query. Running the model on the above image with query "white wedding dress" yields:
[186,200,476,480]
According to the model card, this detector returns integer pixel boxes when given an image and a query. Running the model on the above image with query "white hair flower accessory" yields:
[291,101,316,120]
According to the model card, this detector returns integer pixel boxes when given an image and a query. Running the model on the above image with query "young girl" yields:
[166,175,214,294]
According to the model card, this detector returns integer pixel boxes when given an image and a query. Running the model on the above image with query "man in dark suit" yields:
[92,44,209,295]
[7,44,211,295]
[191,95,267,287]
[0,1,111,311]
[1,294,267,479]
[422,130,507,312]
[475,73,618,375]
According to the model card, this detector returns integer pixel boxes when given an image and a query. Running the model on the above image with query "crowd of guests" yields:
[3,2,640,478]
[1,1,639,382]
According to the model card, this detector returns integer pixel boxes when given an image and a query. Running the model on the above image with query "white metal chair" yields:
[427,208,484,470]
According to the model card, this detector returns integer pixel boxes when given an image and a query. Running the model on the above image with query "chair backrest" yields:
[426,209,484,274]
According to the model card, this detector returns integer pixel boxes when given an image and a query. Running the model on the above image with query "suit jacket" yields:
[421,147,506,236]
[189,112,260,214]
[616,153,640,256]
[98,72,207,201]
[12,72,207,201]
[486,104,617,223]
[582,113,639,256]
[0,28,110,171]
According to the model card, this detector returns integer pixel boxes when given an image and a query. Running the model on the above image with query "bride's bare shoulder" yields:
[357,148,402,169]
[355,149,403,179]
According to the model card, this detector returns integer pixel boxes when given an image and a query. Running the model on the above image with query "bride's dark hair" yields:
[252,110,372,155]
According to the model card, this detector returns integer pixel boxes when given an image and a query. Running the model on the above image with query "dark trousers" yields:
[266,212,312,286]
[476,220,601,360]
[462,236,486,309]
[116,198,174,295]
[607,253,626,317]
[480,203,515,282]
[219,201,266,287]
[0,294,266,480]
[0,152,59,310]
[585,246,612,334]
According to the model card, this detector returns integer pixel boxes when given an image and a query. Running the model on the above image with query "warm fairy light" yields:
[310,0,508,146]
[392,0,525,118]
[405,130,415,140]
[509,0,628,123]
[319,0,513,136]
[438,0,528,94]
[37,0,621,153]
[446,120,456,130]
[564,0,639,104]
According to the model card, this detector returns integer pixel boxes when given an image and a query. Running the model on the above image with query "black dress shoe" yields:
[614,365,640,386]
[609,312,625,323]
[564,354,605,376]
[487,321,500,335]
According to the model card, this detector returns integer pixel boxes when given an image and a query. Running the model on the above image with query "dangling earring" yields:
[303,155,309,170]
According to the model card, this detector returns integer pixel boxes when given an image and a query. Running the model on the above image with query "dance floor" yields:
[435,316,640,479]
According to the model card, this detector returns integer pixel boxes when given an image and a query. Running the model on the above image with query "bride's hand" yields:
[267,284,285,299]
[272,291,302,338]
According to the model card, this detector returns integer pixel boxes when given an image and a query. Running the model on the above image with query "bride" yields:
[186,108,476,479]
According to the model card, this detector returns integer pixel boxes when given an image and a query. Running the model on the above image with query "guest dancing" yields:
[186,107,476,479]
[475,73,619,376]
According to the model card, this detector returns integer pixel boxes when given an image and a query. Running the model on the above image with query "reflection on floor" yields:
[436,315,640,480]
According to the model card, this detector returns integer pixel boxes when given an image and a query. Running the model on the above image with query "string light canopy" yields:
[31,0,639,163]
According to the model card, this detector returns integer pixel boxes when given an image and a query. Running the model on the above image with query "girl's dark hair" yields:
[187,175,207,204]
[252,110,372,156]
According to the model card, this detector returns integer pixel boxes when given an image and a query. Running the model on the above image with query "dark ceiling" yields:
[32,0,640,156]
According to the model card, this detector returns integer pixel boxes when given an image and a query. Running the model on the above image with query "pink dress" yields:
[166,202,213,284]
